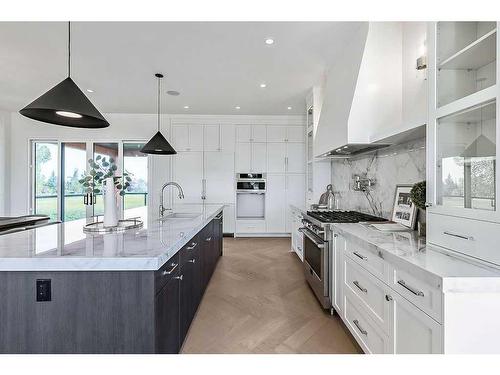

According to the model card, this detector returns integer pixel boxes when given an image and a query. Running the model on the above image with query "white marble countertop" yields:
[0,204,224,271]
[289,204,500,292]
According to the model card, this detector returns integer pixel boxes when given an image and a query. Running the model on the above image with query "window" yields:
[31,140,148,222]
[123,142,148,211]
[33,142,59,221]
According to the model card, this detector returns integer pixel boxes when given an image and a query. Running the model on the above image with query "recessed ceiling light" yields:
[235,106,241,110]
[265,38,274,45]
[86,89,94,93]
[183,105,189,109]
[287,106,292,110]
[260,83,267,88]
[167,90,180,96]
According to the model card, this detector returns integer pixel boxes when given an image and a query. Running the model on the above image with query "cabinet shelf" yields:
[439,29,497,70]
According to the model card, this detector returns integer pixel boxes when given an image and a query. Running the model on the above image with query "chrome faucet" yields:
[159,182,185,216]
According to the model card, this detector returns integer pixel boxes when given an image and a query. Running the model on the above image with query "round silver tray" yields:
[83,218,143,234]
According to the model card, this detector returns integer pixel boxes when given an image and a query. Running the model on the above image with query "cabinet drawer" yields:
[344,256,391,333]
[179,236,200,266]
[236,220,266,233]
[344,293,390,354]
[428,213,500,267]
[155,253,180,294]
[344,239,389,282]
[390,266,443,323]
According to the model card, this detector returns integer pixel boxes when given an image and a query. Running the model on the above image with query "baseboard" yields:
[223,233,234,238]
[234,233,291,238]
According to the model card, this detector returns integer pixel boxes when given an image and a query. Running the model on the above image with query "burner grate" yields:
[306,210,387,223]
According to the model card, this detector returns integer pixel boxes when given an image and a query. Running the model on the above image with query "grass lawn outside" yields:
[36,194,147,222]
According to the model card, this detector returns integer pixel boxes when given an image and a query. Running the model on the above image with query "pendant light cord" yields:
[68,21,71,77]
[157,75,161,132]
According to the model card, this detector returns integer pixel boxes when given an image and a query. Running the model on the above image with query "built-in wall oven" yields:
[236,173,266,219]
[300,218,330,309]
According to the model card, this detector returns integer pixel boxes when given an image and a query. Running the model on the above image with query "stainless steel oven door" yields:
[300,228,330,308]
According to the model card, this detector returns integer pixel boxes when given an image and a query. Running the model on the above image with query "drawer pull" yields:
[353,251,367,260]
[188,258,196,264]
[205,237,212,242]
[162,262,178,276]
[385,294,393,301]
[353,280,367,293]
[187,242,198,250]
[443,231,474,241]
[353,319,367,335]
[174,275,183,281]
[397,280,424,297]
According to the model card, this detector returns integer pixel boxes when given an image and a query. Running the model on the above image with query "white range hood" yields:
[314,22,403,158]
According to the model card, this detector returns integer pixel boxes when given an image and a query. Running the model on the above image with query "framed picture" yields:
[391,184,417,229]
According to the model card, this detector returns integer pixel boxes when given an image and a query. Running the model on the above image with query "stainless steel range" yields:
[300,210,387,309]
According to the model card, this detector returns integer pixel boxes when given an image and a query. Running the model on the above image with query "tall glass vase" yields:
[103,177,119,227]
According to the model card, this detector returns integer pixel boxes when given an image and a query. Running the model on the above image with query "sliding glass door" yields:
[31,140,148,222]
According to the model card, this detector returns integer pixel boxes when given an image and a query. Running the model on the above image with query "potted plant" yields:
[410,180,426,237]
[79,156,132,227]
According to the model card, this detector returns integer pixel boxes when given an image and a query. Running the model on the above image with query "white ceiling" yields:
[0,22,363,115]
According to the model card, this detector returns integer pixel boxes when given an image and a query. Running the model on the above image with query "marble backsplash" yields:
[330,138,426,219]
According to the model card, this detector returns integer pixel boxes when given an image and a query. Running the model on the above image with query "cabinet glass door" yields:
[33,142,59,221]
[436,22,497,107]
[123,142,148,211]
[436,101,496,211]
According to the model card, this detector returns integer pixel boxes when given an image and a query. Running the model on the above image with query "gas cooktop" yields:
[306,210,388,223]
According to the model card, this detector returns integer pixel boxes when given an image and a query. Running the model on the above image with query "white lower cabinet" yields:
[389,290,442,354]
[337,234,443,354]
[266,175,286,232]
[344,291,391,354]
[290,208,303,261]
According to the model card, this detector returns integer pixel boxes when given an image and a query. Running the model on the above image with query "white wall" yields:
[0,111,11,215]
[7,112,304,216]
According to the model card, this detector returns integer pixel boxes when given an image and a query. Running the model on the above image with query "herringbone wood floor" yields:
[181,237,362,354]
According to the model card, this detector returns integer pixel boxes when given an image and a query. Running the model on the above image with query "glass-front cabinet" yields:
[427,21,500,266]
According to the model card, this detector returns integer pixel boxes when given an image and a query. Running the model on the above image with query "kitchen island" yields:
[0,204,224,354]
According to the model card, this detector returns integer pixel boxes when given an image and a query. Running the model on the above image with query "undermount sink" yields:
[159,212,201,220]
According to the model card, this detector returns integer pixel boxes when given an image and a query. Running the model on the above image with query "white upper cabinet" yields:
[203,125,220,151]
[266,126,304,142]
[267,143,287,173]
[220,124,235,152]
[235,142,266,172]
[172,124,203,152]
[251,143,267,172]
[172,151,204,203]
[236,125,266,142]
[286,143,306,174]
[204,151,235,203]
[427,21,500,266]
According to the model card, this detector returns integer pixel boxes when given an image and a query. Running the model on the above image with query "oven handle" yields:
[299,228,325,248]
[236,190,266,194]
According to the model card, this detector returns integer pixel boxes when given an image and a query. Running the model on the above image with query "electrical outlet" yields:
[36,279,51,302]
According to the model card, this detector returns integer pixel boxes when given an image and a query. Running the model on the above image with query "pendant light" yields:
[19,22,109,128]
[140,73,177,155]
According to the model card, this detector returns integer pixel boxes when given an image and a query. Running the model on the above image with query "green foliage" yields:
[79,157,132,196]
[410,180,426,210]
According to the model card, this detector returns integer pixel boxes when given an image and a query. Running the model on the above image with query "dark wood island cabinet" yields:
[0,212,223,354]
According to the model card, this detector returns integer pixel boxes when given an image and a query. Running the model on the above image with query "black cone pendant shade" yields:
[19,77,110,128]
[141,74,176,155]
[19,22,109,128]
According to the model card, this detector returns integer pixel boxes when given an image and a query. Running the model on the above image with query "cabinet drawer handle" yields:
[443,231,474,241]
[353,251,367,260]
[353,319,367,335]
[353,280,367,293]
[162,262,178,276]
[188,258,196,263]
[205,237,212,242]
[174,275,183,281]
[187,242,198,250]
[397,280,424,297]
[385,294,393,301]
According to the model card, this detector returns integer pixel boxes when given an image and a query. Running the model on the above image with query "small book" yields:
[371,223,412,232]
